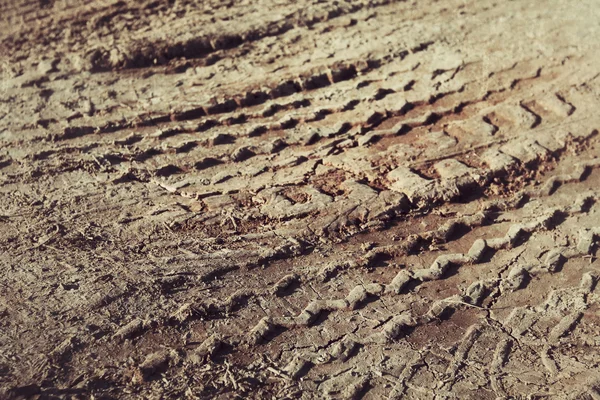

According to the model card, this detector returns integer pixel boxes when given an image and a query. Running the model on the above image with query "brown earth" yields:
[2,0,600,399]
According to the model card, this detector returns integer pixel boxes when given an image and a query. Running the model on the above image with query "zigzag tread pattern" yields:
[2,0,600,399]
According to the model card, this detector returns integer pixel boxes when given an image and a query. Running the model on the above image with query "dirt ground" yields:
[2,0,600,398]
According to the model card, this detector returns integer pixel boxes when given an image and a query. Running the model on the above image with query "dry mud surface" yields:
[2,0,600,399]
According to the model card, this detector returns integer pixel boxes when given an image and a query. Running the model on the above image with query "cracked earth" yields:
[2,0,600,399]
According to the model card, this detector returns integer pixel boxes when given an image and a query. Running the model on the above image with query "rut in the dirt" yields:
[2,0,600,399]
